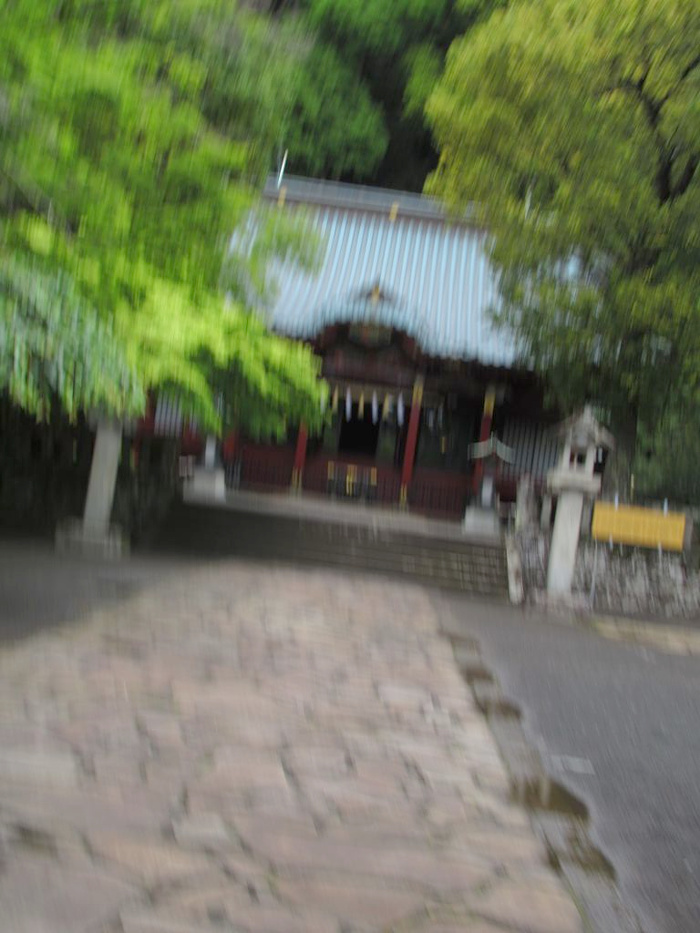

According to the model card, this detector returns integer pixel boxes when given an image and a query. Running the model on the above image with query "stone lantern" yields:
[546,407,614,597]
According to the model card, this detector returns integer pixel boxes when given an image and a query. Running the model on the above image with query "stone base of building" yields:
[55,518,129,559]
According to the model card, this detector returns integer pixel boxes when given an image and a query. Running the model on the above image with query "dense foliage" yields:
[427,0,700,496]
[0,0,326,436]
[260,0,484,189]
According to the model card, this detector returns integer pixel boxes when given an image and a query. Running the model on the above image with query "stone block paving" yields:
[0,562,583,932]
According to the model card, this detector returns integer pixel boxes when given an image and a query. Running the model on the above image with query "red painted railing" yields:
[303,454,402,504]
[409,467,471,518]
[239,443,294,491]
[234,443,533,521]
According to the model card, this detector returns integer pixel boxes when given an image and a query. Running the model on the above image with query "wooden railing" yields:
[239,443,294,491]
[409,467,471,518]
[236,445,478,520]
[304,455,401,504]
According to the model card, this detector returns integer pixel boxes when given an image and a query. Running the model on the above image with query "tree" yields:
[1,0,326,436]
[250,0,506,189]
[281,41,388,181]
[635,401,700,505]
[1,0,327,537]
[251,0,484,189]
[305,0,476,189]
[426,0,700,494]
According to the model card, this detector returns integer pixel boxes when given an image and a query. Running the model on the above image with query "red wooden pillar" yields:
[399,376,424,508]
[291,422,308,492]
[472,385,496,493]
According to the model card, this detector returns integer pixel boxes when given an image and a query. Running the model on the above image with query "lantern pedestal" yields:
[546,408,614,598]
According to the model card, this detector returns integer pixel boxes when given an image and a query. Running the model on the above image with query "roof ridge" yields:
[263,174,476,224]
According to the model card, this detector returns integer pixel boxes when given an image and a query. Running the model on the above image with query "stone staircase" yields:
[151,500,509,598]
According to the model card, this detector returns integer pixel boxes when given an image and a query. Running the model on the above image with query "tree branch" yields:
[670,153,698,201]
[660,52,700,107]
[608,62,699,203]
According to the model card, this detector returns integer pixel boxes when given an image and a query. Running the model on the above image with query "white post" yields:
[83,419,123,532]
[545,408,613,600]
[56,417,128,557]
[546,489,585,595]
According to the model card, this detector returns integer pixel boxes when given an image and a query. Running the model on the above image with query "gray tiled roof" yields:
[262,175,515,365]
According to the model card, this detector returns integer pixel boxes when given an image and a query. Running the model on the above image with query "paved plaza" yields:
[0,558,582,932]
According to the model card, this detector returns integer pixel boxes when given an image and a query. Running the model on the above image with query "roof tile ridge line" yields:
[363,210,384,296]
[272,193,448,221]
[389,214,415,324]
[266,195,482,231]
[444,222,463,355]
[420,220,443,344]
[262,175,479,226]
[379,207,405,308]
[327,208,363,317]
[435,215,453,349]
[267,173,433,203]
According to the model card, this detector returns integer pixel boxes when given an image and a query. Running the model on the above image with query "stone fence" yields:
[517,528,700,618]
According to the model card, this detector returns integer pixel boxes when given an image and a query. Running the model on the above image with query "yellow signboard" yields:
[591,502,686,552]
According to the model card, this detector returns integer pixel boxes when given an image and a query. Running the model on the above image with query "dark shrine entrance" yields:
[338,403,380,457]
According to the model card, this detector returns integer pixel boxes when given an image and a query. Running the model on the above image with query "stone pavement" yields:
[0,561,582,933]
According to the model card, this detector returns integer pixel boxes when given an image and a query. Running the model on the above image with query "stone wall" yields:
[517,529,700,618]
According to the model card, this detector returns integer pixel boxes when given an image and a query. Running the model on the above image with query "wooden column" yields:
[222,430,239,463]
[291,422,308,492]
[222,429,239,487]
[472,384,496,493]
[399,376,424,507]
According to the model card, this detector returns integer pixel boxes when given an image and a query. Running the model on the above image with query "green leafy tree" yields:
[304,0,474,189]
[0,0,326,438]
[427,0,700,493]
[635,400,700,506]
[0,253,141,421]
[256,0,483,188]
[282,41,388,180]
[305,0,457,56]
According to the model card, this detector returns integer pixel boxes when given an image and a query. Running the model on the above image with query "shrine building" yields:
[152,175,560,521]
